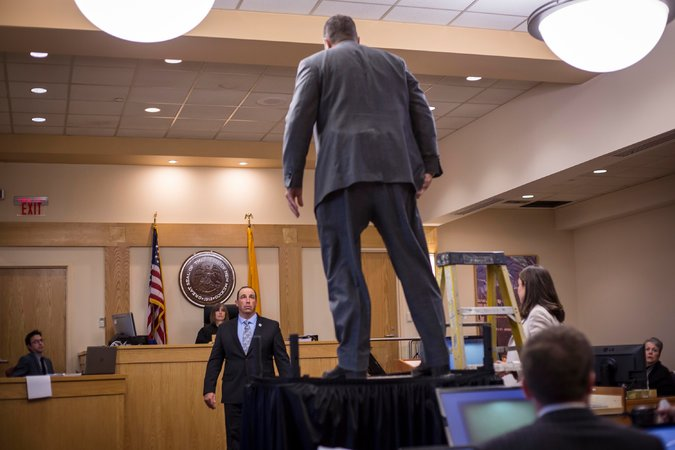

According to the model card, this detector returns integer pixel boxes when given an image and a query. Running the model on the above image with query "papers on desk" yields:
[26,375,52,400]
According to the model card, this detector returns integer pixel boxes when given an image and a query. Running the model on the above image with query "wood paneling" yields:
[0,375,125,450]
[0,267,67,375]
[279,244,303,335]
[104,247,130,342]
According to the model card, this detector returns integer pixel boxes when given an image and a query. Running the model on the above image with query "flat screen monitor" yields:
[436,386,536,446]
[593,344,647,389]
[112,312,137,337]
[447,336,485,370]
[646,425,675,449]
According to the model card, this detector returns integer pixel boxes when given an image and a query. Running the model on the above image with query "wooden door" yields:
[362,252,400,373]
[0,268,67,376]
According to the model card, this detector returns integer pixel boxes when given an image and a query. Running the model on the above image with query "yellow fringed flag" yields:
[247,224,261,315]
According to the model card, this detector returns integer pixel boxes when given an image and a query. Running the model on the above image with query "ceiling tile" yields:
[231,106,287,122]
[187,89,248,106]
[242,93,293,109]
[240,0,318,14]
[11,98,67,114]
[72,66,135,85]
[0,100,9,113]
[70,85,130,102]
[13,112,66,126]
[468,87,524,104]
[263,133,284,142]
[116,128,167,138]
[195,72,258,91]
[202,63,266,75]
[118,116,172,130]
[447,103,498,117]
[223,119,277,133]
[436,129,456,139]
[178,104,236,120]
[397,0,472,8]
[429,101,461,117]
[451,12,524,30]
[0,124,11,133]
[7,63,71,83]
[69,100,125,115]
[13,125,64,134]
[122,102,182,117]
[171,118,224,132]
[67,114,119,128]
[492,80,539,89]
[0,111,9,124]
[166,129,219,139]
[127,86,191,103]
[253,75,296,94]
[5,53,72,65]
[425,85,483,102]
[438,76,496,88]
[313,1,391,20]
[73,56,137,68]
[9,82,69,99]
[264,66,297,76]
[66,127,116,136]
[468,0,546,16]
[435,116,475,129]
[139,59,204,71]
[133,68,198,88]
[215,131,266,141]
[383,7,460,25]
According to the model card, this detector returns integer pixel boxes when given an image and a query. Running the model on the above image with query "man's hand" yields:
[416,173,433,199]
[204,392,217,409]
[286,187,304,218]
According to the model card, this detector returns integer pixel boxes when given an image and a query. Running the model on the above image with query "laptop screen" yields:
[645,425,675,449]
[436,386,536,446]
[447,336,485,369]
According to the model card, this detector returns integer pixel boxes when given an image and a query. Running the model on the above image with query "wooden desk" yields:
[0,375,125,450]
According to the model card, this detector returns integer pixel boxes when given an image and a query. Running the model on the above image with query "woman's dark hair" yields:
[519,265,565,322]
[209,304,229,325]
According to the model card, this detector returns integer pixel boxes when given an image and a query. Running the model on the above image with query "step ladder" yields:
[436,251,525,370]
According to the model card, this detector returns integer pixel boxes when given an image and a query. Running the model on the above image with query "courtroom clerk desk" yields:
[79,342,340,450]
[0,375,125,450]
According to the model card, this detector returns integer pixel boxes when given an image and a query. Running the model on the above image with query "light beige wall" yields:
[573,203,675,368]
[0,163,317,225]
[435,209,577,325]
[0,247,104,373]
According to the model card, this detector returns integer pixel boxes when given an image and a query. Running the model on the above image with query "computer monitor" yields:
[112,312,137,337]
[447,336,485,370]
[592,344,647,389]
[436,386,536,446]
[646,425,675,449]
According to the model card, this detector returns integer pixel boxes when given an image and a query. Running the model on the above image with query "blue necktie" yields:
[242,321,253,353]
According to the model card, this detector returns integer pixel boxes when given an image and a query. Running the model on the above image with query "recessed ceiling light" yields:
[466,76,482,81]
[239,162,249,166]
[168,160,177,164]
[429,106,436,111]
[31,87,48,94]
[145,107,161,113]
[593,169,608,174]
[522,194,535,199]
[164,59,182,64]
[30,52,48,58]
[32,117,46,123]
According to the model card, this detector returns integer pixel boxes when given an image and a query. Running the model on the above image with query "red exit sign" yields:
[14,196,49,216]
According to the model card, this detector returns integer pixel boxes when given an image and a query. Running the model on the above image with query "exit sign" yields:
[14,196,49,216]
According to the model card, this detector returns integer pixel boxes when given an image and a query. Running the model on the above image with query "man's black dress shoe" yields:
[322,365,367,379]
[411,363,450,377]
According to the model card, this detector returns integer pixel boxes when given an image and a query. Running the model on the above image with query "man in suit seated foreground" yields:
[9,329,55,376]
[203,286,291,450]
[480,326,664,450]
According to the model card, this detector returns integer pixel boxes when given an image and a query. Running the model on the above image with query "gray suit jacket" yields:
[283,40,442,207]
[11,353,54,376]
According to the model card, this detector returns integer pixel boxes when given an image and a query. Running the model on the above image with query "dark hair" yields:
[236,285,257,299]
[522,326,592,405]
[25,329,42,347]
[209,304,229,325]
[323,15,358,44]
[644,337,663,353]
[519,265,565,322]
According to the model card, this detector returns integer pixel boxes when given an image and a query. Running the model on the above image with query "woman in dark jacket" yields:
[195,304,228,344]
[645,337,675,396]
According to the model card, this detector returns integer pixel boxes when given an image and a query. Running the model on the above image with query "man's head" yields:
[25,329,44,355]
[644,337,663,367]
[323,15,359,48]
[521,326,594,407]
[235,286,257,319]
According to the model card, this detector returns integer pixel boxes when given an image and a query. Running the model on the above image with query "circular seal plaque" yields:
[179,251,236,307]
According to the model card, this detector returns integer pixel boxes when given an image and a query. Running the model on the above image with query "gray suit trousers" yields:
[315,182,448,371]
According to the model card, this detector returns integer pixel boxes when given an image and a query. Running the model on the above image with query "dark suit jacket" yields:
[203,316,291,404]
[10,353,54,376]
[648,361,675,396]
[283,40,441,207]
[480,408,664,450]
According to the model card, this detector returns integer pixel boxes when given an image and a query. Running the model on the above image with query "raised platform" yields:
[242,371,501,450]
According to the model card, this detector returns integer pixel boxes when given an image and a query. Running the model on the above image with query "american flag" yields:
[146,224,167,344]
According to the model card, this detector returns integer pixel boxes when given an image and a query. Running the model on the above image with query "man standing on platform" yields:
[282,14,448,379]
[480,326,664,450]
[203,286,291,450]
[10,329,54,376]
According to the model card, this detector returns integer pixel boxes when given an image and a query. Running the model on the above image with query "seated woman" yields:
[645,337,675,396]
[195,304,228,344]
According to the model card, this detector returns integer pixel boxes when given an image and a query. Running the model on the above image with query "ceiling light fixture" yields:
[32,117,46,123]
[145,107,161,113]
[31,87,48,94]
[30,52,48,58]
[522,194,535,199]
[593,169,608,174]
[168,160,178,164]
[239,162,249,166]
[429,106,436,111]
[466,76,482,81]
[74,0,215,43]
[164,59,183,64]
[528,0,675,73]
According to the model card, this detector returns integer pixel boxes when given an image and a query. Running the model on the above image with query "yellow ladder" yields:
[436,252,525,370]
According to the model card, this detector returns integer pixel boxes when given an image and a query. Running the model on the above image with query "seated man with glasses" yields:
[9,329,55,376]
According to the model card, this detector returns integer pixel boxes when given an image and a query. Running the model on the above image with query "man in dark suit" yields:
[203,286,291,450]
[282,14,448,379]
[480,326,664,450]
[10,329,55,376]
